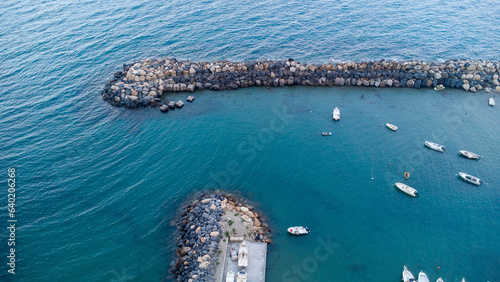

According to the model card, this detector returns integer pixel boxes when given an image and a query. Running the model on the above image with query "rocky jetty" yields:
[102,58,500,109]
[172,191,270,282]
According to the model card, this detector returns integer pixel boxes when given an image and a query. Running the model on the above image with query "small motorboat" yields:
[333,107,340,121]
[461,278,466,282]
[459,150,481,160]
[226,270,235,282]
[489,97,495,106]
[395,183,419,197]
[238,242,248,268]
[434,84,445,91]
[418,271,430,282]
[236,271,247,282]
[458,172,482,186]
[230,247,238,261]
[402,265,417,282]
[386,123,398,131]
[425,141,445,153]
[436,278,444,282]
[287,226,310,235]
[321,132,332,136]
[404,172,410,180]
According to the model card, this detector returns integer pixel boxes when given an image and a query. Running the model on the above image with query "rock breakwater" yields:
[102,58,500,109]
[172,191,270,282]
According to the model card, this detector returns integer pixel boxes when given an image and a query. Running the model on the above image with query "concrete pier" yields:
[218,240,267,282]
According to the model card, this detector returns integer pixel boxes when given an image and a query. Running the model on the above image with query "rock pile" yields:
[220,194,271,244]
[102,58,500,109]
[172,192,225,281]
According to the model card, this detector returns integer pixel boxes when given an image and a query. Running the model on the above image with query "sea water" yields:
[0,0,499,281]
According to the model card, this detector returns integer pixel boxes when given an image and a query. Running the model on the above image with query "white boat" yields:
[459,150,481,159]
[436,278,444,282]
[395,183,419,197]
[230,246,238,261]
[238,242,248,268]
[226,270,235,282]
[418,271,430,282]
[461,278,466,282]
[333,107,340,121]
[489,97,495,106]
[321,132,332,136]
[386,123,398,131]
[459,172,482,185]
[434,84,445,91]
[425,141,445,153]
[287,226,310,235]
[402,265,417,282]
[236,271,247,282]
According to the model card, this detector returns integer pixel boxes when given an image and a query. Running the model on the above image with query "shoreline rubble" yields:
[102,58,500,109]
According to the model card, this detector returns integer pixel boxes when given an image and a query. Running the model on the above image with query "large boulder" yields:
[199,262,210,268]
[254,218,261,227]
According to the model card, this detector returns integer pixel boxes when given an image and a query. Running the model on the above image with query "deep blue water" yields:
[0,0,499,281]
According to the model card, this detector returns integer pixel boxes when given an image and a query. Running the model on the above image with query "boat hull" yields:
[288,226,310,235]
[434,85,445,91]
[459,172,481,185]
[425,141,445,153]
[333,107,340,121]
[386,123,398,131]
[418,271,430,282]
[395,183,419,197]
[459,150,480,159]
[402,265,415,282]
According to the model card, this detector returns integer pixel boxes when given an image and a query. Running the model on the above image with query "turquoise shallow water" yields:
[1,0,499,281]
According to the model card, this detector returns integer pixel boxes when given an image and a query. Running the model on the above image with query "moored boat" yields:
[236,271,247,282]
[402,265,417,282]
[333,107,340,121]
[238,242,248,268]
[458,172,482,185]
[425,141,445,153]
[489,97,495,106]
[230,246,238,261]
[395,183,419,197]
[404,172,410,179]
[459,150,481,159]
[321,132,332,136]
[434,84,445,91]
[386,123,398,131]
[226,270,235,282]
[418,271,430,282]
[287,226,310,235]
